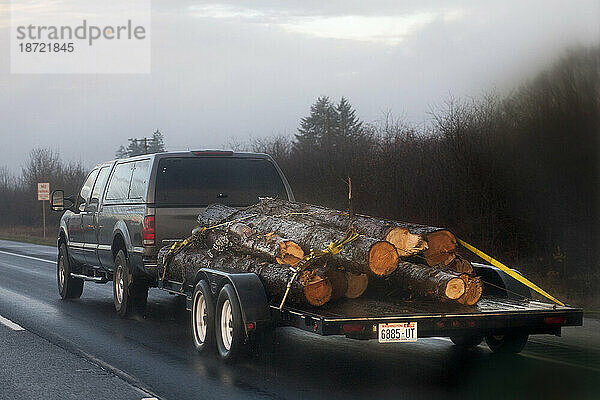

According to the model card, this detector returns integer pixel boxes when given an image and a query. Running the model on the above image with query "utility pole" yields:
[128,136,155,155]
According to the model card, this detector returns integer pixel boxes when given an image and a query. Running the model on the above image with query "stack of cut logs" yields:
[158,198,483,308]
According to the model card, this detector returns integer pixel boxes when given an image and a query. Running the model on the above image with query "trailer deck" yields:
[273,295,583,339]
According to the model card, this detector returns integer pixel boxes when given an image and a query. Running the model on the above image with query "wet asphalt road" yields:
[0,239,598,400]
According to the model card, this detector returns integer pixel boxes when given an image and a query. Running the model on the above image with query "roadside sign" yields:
[37,182,50,201]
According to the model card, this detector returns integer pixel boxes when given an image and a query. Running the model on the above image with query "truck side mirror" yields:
[51,190,75,212]
[51,190,64,211]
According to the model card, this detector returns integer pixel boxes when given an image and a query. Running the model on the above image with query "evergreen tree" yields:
[115,130,166,158]
[294,96,338,152]
[336,97,363,139]
[294,96,363,152]
[147,129,165,153]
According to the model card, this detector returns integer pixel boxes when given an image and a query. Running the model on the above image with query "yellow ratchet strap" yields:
[278,227,361,310]
[458,239,565,306]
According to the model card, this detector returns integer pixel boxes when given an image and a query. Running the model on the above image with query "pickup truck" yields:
[51,150,583,361]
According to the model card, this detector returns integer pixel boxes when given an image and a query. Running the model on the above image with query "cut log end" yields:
[368,241,399,276]
[384,227,428,257]
[344,272,368,299]
[302,275,332,306]
[276,240,305,266]
[444,277,466,299]
[424,230,457,267]
[448,256,474,274]
[457,276,483,305]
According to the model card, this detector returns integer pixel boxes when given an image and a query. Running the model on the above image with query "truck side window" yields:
[91,166,111,204]
[78,169,99,209]
[105,162,134,201]
[128,160,150,200]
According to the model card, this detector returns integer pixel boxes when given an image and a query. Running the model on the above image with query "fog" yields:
[0,0,598,170]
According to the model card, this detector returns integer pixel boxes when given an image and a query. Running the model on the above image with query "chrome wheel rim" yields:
[220,299,233,351]
[193,293,208,344]
[58,255,65,290]
[115,266,124,304]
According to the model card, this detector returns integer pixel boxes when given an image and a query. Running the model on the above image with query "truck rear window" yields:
[155,157,288,207]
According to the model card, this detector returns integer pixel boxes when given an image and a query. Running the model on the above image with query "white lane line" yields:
[0,314,25,331]
[0,250,55,264]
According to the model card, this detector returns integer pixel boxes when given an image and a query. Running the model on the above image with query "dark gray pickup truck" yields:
[52,150,582,362]
[51,150,293,316]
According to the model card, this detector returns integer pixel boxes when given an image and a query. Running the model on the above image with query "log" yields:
[198,203,400,276]
[323,269,349,301]
[202,222,304,266]
[160,247,334,306]
[388,261,466,301]
[423,230,458,267]
[446,255,474,274]
[457,275,483,306]
[207,198,456,266]
[344,272,369,299]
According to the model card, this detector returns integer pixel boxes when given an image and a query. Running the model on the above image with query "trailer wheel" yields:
[450,335,483,347]
[485,333,529,354]
[57,244,84,299]
[191,280,215,353]
[215,284,245,362]
[113,250,148,318]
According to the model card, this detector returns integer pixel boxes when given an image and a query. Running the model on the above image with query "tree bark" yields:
[388,261,466,301]
[202,198,457,266]
[202,222,304,266]
[198,203,400,276]
[159,247,334,306]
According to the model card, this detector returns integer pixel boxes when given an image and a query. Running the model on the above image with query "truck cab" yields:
[51,150,293,317]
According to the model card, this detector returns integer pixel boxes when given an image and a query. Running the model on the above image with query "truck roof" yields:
[92,150,273,170]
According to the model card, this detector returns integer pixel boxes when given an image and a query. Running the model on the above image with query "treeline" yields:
[234,46,599,300]
[0,149,87,229]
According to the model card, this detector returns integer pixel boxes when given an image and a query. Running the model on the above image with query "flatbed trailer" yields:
[158,261,583,360]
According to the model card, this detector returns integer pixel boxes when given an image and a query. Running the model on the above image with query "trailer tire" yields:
[450,335,483,347]
[191,280,215,353]
[215,284,245,362]
[57,244,84,299]
[485,333,529,354]
[113,250,148,318]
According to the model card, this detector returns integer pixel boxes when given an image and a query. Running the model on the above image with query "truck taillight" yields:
[544,317,566,325]
[143,215,155,246]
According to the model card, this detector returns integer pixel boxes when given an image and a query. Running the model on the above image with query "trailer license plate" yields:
[378,322,417,343]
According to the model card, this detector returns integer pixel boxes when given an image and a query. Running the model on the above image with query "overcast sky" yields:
[0,0,598,172]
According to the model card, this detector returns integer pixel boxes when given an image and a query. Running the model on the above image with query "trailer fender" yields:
[192,269,271,336]
[473,263,532,300]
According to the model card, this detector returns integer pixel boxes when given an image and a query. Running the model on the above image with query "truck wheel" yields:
[57,243,84,299]
[191,280,215,353]
[113,250,148,318]
[450,335,483,347]
[215,284,245,362]
[485,333,529,354]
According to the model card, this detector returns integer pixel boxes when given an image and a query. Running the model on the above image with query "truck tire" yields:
[191,280,215,353]
[485,333,529,354]
[215,284,245,362]
[57,243,84,299]
[450,335,484,347]
[113,250,148,318]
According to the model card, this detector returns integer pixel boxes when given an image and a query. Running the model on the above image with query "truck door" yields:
[68,168,99,265]
[83,165,111,266]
